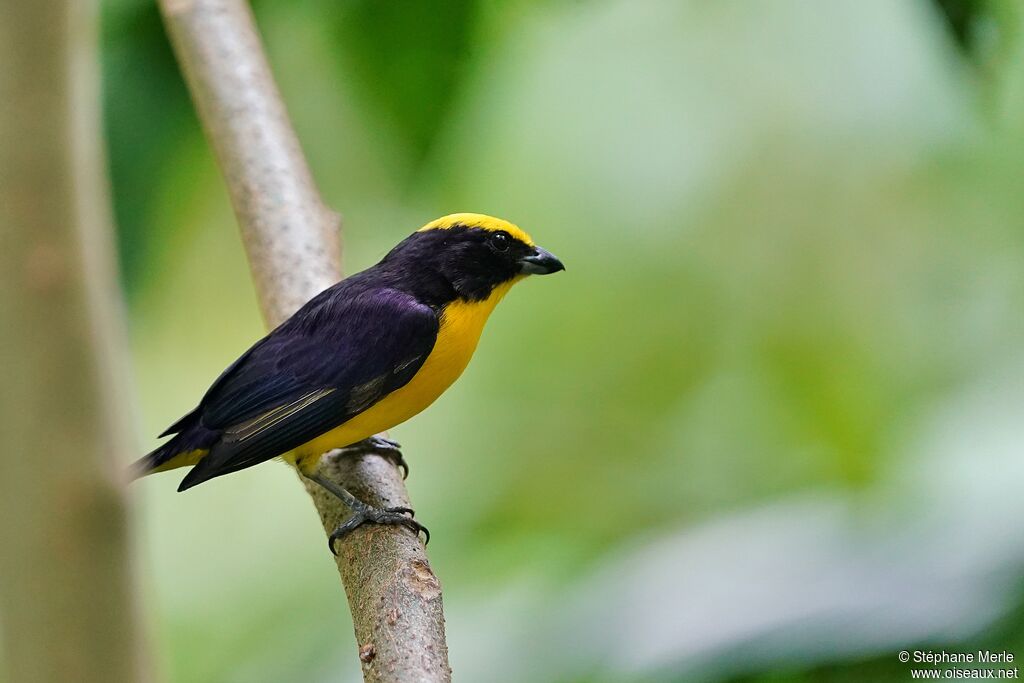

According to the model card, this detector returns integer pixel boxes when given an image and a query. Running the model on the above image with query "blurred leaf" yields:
[102,1,198,297]
[932,0,987,51]
[327,0,480,170]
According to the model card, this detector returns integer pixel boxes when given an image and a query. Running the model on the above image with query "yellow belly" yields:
[288,282,516,472]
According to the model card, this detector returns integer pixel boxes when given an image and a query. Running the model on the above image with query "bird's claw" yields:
[328,505,429,555]
[368,436,401,451]
[335,436,409,479]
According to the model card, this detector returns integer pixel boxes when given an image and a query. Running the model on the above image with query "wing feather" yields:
[221,387,338,444]
[175,287,438,491]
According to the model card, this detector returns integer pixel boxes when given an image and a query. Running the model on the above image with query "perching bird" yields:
[132,213,563,551]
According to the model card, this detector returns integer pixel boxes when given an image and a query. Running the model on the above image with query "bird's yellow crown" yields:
[419,213,535,247]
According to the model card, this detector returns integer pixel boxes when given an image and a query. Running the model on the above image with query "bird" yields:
[132,213,564,552]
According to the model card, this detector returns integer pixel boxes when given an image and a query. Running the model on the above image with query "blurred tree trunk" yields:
[0,2,151,682]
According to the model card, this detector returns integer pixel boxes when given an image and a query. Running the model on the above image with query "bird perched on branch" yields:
[132,213,564,552]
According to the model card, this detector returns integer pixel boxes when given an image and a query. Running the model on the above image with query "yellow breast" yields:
[290,280,517,469]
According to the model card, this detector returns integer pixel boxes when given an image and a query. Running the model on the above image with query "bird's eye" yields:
[490,231,511,252]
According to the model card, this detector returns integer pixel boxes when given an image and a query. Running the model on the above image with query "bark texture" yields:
[156,2,451,680]
[0,1,150,681]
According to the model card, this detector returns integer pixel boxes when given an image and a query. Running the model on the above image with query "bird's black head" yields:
[381,214,564,304]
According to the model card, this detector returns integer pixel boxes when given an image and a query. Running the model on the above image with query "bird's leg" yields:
[332,435,409,479]
[305,472,429,554]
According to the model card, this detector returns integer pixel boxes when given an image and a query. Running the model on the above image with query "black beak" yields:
[518,246,565,275]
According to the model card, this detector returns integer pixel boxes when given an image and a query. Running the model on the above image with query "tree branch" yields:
[0,1,150,681]
[156,1,450,680]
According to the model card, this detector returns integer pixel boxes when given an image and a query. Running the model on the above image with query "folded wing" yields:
[176,287,438,490]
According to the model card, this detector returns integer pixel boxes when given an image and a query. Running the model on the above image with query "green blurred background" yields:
[105,0,1024,680]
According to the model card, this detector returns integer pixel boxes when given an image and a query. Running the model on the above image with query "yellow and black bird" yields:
[133,213,563,550]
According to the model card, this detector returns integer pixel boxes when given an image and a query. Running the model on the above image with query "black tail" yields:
[129,439,183,480]
[129,422,219,481]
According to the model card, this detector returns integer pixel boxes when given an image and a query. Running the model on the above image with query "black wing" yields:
[177,287,438,490]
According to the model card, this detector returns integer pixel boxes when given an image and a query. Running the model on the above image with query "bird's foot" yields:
[327,503,429,555]
[334,435,409,479]
[305,473,430,554]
